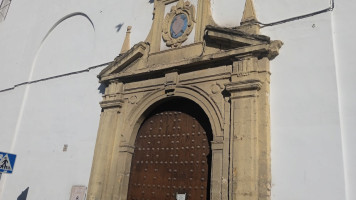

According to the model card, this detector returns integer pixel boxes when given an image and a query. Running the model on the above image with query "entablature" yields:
[98,29,282,84]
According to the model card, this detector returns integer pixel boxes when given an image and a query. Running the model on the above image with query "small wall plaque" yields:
[70,185,87,200]
[176,193,186,200]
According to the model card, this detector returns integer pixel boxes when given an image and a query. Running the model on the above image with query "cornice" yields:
[205,25,270,43]
[98,42,148,78]
[99,41,281,83]
[159,0,179,4]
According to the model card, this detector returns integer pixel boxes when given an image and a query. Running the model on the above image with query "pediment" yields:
[204,25,270,48]
[97,0,283,84]
[98,42,149,81]
[98,25,282,83]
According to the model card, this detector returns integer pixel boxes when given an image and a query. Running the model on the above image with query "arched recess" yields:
[117,86,226,200]
[126,97,213,200]
[30,12,95,81]
[125,86,224,147]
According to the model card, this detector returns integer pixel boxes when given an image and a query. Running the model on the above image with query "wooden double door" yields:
[127,107,211,200]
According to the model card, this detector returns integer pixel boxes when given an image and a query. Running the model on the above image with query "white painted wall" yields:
[2,70,102,199]
[0,0,354,199]
[266,14,345,200]
[332,1,356,200]
[0,0,153,199]
[211,1,352,199]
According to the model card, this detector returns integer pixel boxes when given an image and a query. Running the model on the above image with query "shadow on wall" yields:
[149,0,154,3]
[116,23,124,32]
[17,187,29,200]
[98,84,106,95]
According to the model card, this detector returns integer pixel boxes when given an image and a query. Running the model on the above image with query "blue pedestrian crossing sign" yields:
[0,152,16,174]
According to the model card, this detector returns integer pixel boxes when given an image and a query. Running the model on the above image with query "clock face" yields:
[170,13,188,39]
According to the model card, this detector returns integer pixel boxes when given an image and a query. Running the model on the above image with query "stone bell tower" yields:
[87,0,282,199]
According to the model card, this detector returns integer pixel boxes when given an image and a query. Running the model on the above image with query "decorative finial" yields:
[241,0,257,24]
[120,26,132,54]
[239,0,260,34]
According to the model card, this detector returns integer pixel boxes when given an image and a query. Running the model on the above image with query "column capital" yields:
[100,99,124,110]
[226,80,262,93]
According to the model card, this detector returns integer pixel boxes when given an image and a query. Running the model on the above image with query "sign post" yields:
[0,152,16,174]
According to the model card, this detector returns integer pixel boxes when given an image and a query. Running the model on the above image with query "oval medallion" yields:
[170,13,188,39]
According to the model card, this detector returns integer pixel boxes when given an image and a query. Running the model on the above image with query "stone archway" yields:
[114,88,227,200]
[87,1,282,199]
[127,98,213,200]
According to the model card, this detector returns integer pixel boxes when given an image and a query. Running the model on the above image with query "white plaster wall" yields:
[0,0,153,199]
[0,88,25,151]
[2,69,102,199]
[332,1,356,200]
[0,0,354,199]
[211,0,350,199]
[0,0,154,89]
[264,14,345,200]
[30,14,95,81]
[211,0,331,27]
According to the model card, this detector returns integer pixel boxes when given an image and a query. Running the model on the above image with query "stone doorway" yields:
[87,1,282,199]
[127,99,212,200]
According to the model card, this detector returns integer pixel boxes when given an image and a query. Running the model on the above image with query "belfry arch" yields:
[87,0,282,199]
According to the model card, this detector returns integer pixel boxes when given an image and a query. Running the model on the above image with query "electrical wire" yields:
[0,0,336,93]
[258,0,335,28]
[0,62,112,93]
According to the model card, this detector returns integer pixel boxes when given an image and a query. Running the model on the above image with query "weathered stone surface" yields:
[87,0,282,199]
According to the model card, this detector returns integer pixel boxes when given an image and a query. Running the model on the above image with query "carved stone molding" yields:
[128,96,138,104]
[267,40,284,60]
[210,82,224,94]
[100,99,124,110]
[211,140,224,150]
[164,71,179,95]
[88,1,282,199]
[226,80,263,100]
[118,144,135,154]
[162,0,195,48]
[226,80,262,93]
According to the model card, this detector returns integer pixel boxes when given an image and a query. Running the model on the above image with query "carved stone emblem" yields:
[162,0,195,48]
[171,14,188,38]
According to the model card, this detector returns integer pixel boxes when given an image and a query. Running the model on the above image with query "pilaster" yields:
[226,56,271,200]
[87,81,124,200]
[195,0,215,42]
[210,137,224,199]
[112,144,135,200]
[148,1,166,53]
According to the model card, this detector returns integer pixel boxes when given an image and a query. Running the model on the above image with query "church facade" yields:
[88,1,281,199]
[0,0,354,200]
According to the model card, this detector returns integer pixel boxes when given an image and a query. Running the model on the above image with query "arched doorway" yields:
[127,98,212,200]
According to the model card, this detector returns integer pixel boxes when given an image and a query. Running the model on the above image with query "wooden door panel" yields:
[127,111,210,200]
